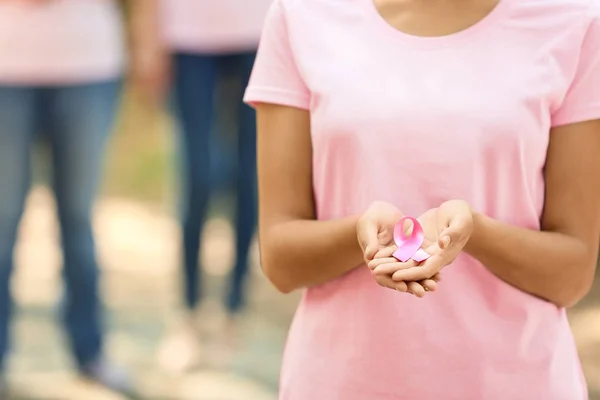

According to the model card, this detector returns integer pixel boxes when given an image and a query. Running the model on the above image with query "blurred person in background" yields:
[155,0,273,371]
[0,0,165,397]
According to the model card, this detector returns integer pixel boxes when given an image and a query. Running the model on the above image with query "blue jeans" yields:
[0,79,120,370]
[173,52,257,313]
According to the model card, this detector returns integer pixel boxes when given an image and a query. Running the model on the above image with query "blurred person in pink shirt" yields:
[158,0,272,358]
[0,0,165,397]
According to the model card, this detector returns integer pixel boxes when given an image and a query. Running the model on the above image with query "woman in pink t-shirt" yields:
[244,0,600,398]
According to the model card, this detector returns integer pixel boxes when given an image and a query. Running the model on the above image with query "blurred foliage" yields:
[100,82,242,219]
[102,89,176,204]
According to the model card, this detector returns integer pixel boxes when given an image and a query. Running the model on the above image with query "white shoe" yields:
[206,312,244,370]
[156,312,204,375]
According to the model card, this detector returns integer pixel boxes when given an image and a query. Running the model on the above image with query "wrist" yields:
[464,210,485,254]
[348,214,369,265]
[349,213,362,241]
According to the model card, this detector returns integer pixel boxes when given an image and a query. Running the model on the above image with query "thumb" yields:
[438,215,470,250]
[438,230,452,250]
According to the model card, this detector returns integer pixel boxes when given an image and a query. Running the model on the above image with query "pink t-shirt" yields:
[244,0,600,398]
[163,0,273,54]
[0,0,124,84]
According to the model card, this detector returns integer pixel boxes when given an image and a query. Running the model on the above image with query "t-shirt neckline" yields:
[364,0,512,49]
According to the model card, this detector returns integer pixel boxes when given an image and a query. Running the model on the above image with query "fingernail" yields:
[441,236,451,248]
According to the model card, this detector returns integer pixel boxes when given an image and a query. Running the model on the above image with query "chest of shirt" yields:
[288,4,578,164]
[314,40,565,144]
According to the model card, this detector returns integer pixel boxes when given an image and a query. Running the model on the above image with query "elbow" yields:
[263,263,296,294]
[556,293,588,309]
[259,226,299,294]
[554,261,596,308]
[556,281,594,309]
[260,246,297,295]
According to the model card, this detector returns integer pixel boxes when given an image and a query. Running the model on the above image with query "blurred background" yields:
[6,82,300,400]
[0,1,599,399]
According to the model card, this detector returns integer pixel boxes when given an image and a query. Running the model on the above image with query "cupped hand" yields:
[369,200,474,286]
[357,201,438,295]
[370,244,441,297]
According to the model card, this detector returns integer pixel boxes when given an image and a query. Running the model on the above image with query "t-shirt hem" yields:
[0,62,124,86]
[551,104,600,127]
[244,87,310,110]
[168,39,260,55]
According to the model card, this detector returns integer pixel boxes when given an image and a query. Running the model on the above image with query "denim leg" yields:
[227,52,258,313]
[0,86,36,370]
[173,53,218,310]
[45,80,121,367]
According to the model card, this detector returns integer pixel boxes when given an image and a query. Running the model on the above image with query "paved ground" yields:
[5,187,600,399]
[7,187,295,400]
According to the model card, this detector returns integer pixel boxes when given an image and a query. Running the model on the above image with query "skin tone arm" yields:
[127,0,170,105]
[255,103,364,293]
[463,120,600,308]
[376,119,600,308]
[259,106,600,303]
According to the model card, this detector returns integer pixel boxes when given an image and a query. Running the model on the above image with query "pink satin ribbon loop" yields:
[392,216,430,263]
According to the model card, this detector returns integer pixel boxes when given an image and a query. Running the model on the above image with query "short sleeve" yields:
[243,0,310,110]
[551,5,600,127]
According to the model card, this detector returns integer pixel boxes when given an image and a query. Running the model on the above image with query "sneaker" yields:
[80,358,137,398]
[206,312,244,370]
[156,312,204,374]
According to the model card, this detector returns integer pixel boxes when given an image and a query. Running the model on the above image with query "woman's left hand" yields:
[368,200,474,284]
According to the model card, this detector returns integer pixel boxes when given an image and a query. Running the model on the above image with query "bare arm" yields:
[127,0,162,49]
[465,119,600,308]
[126,0,170,104]
[256,103,364,293]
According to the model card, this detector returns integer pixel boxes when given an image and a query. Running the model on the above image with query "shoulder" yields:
[266,0,312,25]
[275,0,319,13]
[587,0,600,29]
[510,0,599,28]
[268,0,352,40]
[274,0,351,19]
[504,0,600,56]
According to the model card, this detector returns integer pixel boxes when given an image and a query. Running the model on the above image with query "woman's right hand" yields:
[357,201,438,296]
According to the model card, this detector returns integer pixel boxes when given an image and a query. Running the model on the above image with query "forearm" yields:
[127,0,163,55]
[464,212,597,307]
[261,216,364,293]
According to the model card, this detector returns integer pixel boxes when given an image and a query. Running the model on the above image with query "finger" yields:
[421,279,437,292]
[439,232,452,250]
[392,254,444,282]
[375,276,406,292]
[373,260,417,277]
[371,262,409,277]
[438,215,470,250]
[407,281,426,298]
[368,257,402,270]
[432,273,442,282]
[374,276,394,290]
[373,245,397,259]
[394,281,408,292]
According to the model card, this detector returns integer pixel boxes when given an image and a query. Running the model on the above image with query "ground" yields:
[5,187,600,400]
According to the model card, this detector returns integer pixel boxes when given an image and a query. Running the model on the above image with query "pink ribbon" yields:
[392,216,430,263]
